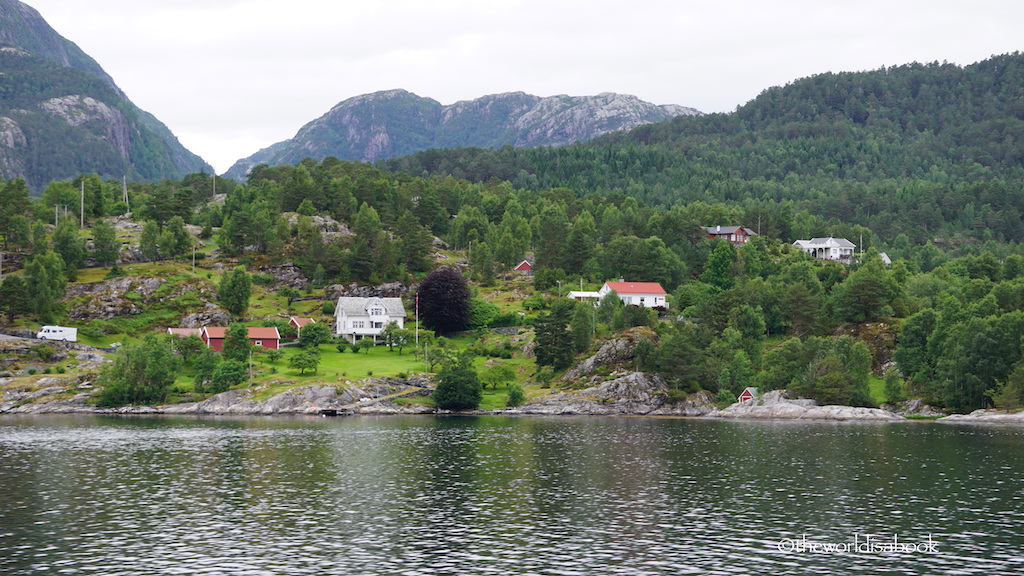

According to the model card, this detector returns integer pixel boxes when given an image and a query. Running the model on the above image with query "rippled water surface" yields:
[1,415,1024,575]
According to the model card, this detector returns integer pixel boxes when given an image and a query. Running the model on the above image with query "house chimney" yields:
[716,225,721,233]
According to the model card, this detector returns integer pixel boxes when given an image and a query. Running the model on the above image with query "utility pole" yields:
[80,180,85,228]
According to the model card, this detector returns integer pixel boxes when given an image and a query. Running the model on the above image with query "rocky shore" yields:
[706,390,903,420]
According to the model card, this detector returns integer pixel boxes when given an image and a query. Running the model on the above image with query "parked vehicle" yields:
[36,325,77,342]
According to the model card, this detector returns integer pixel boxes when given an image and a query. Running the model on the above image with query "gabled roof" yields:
[795,237,856,249]
[514,260,533,271]
[202,327,227,339]
[335,296,406,317]
[247,327,281,340]
[289,317,316,328]
[602,281,667,295]
[701,225,756,236]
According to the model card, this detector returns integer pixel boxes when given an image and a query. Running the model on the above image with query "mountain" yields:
[0,0,210,191]
[379,52,1024,244]
[224,89,698,180]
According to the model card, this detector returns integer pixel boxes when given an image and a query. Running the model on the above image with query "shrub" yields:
[506,383,525,407]
[322,300,336,315]
[522,294,548,310]
[33,344,55,361]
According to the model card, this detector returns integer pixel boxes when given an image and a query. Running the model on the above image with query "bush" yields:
[522,294,548,310]
[506,383,525,407]
[33,344,55,361]
[488,312,523,328]
[322,300,336,315]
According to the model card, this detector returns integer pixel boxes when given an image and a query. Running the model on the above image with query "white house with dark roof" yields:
[334,297,406,343]
[793,237,856,263]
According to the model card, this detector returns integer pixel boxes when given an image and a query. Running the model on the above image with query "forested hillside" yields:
[5,54,1024,415]
[381,53,1024,246]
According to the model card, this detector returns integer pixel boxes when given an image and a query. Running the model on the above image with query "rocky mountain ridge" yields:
[225,90,700,179]
[0,0,210,190]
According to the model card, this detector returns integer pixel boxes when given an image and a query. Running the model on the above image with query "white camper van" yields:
[36,325,77,342]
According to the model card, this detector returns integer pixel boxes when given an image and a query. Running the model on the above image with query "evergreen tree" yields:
[0,275,29,322]
[25,251,65,323]
[534,299,576,370]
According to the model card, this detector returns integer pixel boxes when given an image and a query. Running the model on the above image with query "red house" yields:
[201,326,281,351]
[289,317,315,336]
[514,259,533,275]
[738,387,758,402]
[701,225,757,246]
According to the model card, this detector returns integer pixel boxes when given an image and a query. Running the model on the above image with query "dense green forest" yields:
[381,53,1024,246]
[5,53,1024,413]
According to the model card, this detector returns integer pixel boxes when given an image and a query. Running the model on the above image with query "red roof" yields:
[247,327,281,340]
[290,317,316,328]
[603,281,667,295]
[202,327,280,339]
[202,327,228,339]
[514,260,533,271]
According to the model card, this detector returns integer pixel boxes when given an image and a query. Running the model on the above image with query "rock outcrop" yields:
[937,409,1024,423]
[516,371,714,416]
[709,390,904,420]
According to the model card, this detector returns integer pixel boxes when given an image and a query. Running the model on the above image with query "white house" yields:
[334,297,406,343]
[793,237,856,263]
[599,281,668,309]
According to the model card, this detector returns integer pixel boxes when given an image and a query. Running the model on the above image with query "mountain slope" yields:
[225,90,698,180]
[0,0,209,191]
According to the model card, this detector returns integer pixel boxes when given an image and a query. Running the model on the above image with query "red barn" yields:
[514,259,533,275]
[201,326,280,351]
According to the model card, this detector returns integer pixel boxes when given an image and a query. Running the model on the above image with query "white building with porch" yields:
[334,297,406,343]
[793,237,856,263]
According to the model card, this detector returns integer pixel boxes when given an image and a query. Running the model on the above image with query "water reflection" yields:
[1,415,1023,575]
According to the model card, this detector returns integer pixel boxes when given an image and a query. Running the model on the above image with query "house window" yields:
[372,322,384,329]
[353,321,365,329]
[255,340,262,347]
[370,308,382,316]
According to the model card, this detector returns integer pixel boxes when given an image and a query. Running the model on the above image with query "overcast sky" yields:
[24,0,1024,173]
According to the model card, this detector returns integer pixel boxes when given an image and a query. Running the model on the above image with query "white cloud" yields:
[24,0,1024,172]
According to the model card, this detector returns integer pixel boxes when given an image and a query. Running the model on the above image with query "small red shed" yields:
[738,387,758,402]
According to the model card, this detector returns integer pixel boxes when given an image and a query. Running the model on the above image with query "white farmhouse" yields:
[598,281,668,309]
[793,237,856,263]
[334,297,406,343]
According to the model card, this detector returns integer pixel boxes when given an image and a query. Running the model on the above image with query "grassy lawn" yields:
[869,376,886,405]
[267,343,427,381]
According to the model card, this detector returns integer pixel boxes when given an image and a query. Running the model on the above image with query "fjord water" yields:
[1,416,1023,575]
